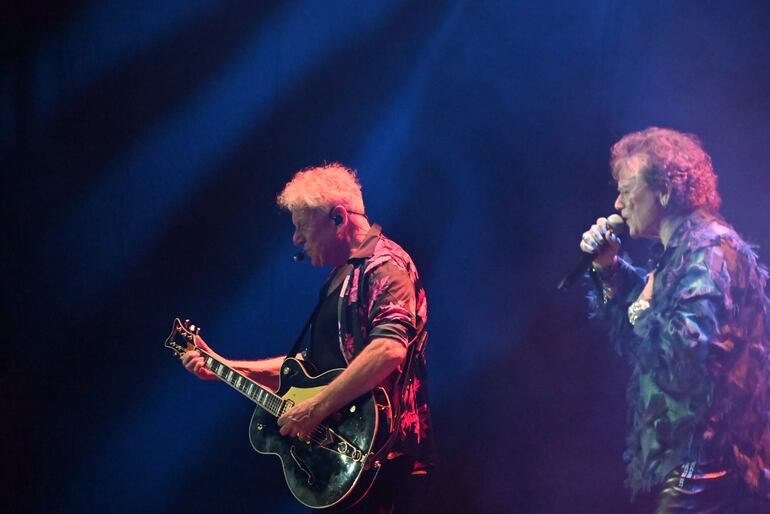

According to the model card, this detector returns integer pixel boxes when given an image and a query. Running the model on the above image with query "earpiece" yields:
[328,206,367,225]
[329,208,343,225]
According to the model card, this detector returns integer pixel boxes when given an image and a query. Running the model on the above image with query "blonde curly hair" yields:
[277,163,365,214]
[610,127,721,213]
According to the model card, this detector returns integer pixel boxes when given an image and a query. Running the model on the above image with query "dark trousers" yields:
[654,462,768,513]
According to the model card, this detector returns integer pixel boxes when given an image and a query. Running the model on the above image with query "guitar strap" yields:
[284,282,328,362]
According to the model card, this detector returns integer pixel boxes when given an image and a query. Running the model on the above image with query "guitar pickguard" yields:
[282,384,327,406]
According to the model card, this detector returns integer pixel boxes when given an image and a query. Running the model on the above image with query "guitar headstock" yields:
[164,317,202,357]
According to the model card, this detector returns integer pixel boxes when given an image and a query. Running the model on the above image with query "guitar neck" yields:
[198,350,285,417]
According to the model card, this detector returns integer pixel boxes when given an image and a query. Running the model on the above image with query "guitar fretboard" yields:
[199,350,286,417]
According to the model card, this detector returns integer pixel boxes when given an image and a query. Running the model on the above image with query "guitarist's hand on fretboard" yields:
[180,335,221,381]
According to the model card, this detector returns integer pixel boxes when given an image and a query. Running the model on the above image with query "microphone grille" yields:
[607,214,626,234]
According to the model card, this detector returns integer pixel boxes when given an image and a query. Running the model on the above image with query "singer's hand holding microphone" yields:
[580,214,623,269]
[557,214,625,289]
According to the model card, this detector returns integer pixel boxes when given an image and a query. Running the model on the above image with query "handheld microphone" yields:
[292,252,305,262]
[557,214,625,290]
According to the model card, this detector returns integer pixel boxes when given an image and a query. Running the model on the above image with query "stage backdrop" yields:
[3,1,769,513]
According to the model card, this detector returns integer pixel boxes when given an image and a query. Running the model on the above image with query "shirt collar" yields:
[666,209,715,250]
[650,209,716,270]
[348,224,382,261]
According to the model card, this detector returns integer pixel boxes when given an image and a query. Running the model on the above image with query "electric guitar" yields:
[164,318,392,510]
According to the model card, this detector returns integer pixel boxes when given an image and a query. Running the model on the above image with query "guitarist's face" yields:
[291,208,345,267]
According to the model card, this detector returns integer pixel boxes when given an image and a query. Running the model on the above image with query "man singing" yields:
[581,127,770,512]
[181,163,432,513]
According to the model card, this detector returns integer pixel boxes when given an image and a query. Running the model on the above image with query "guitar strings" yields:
[185,330,350,451]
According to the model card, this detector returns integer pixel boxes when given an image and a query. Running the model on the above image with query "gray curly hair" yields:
[277,162,365,214]
[610,127,721,213]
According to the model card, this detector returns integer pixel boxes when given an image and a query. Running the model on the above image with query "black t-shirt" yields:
[307,283,347,373]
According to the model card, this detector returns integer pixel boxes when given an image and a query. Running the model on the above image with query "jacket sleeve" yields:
[364,259,417,347]
[587,257,646,355]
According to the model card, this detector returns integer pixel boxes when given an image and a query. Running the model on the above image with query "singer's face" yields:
[291,208,341,267]
[613,154,664,240]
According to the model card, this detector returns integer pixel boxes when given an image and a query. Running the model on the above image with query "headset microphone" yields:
[293,252,305,262]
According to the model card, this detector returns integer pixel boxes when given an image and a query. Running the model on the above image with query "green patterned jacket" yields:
[589,209,770,498]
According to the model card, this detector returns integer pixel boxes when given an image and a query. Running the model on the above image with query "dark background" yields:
[3,1,770,513]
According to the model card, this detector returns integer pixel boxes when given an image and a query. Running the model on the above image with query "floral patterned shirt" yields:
[589,209,770,499]
[328,224,432,471]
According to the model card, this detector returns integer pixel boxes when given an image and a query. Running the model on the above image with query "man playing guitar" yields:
[180,163,432,513]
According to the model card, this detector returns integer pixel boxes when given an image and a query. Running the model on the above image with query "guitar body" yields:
[248,358,391,510]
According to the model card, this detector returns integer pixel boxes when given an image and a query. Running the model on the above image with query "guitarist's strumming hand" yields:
[278,396,330,441]
[180,335,225,381]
